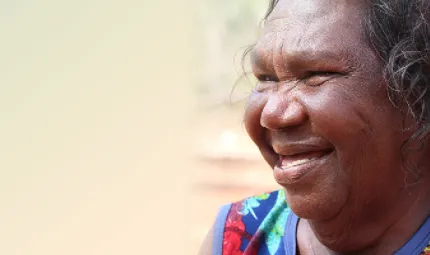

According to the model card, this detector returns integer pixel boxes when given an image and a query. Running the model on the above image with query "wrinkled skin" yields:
[244,0,430,254]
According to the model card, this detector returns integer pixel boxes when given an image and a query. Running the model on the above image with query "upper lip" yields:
[271,139,333,156]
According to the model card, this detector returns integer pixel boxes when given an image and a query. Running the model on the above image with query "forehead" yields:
[254,0,368,63]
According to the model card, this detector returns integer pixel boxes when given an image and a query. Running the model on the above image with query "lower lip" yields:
[273,151,332,185]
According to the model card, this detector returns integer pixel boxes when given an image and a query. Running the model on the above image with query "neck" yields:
[301,180,430,254]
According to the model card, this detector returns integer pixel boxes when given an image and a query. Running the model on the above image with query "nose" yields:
[260,93,308,131]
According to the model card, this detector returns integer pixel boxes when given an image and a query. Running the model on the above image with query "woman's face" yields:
[245,0,415,221]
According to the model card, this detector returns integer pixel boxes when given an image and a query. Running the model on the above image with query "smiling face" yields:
[244,0,415,222]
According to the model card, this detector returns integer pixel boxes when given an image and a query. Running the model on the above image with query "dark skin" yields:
[242,0,430,254]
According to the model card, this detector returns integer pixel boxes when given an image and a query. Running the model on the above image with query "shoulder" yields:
[211,189,293,255]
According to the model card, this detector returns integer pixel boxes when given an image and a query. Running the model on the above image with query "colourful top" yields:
[212,189,430,255]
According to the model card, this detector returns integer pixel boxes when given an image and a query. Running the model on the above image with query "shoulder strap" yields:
[212,204,232,255]
[211,190,284,255]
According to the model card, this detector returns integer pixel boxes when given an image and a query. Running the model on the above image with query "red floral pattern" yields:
[220,190,430,255]
[222,203,245,255]
[222,202,260,255]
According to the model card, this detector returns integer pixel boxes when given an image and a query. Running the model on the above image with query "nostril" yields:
[261,96,308,131]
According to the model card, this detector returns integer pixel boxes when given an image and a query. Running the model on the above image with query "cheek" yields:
[303,87,372,152]
[302,81,406,184]
[301,85,374,177]
[244,91,280,167]
[244,91,268,145]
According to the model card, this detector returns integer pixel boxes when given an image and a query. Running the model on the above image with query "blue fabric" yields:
[212,204,232,255]
[213,189,430,254]
[283,213,430,255]
[212,190,292,254]
[395,216,430,255]
[283,212,299,255]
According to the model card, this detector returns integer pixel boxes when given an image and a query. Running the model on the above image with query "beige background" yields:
[0,1,279,254]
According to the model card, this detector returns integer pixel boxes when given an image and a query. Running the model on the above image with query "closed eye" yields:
[306,71,340,78]
[256,74,279,83]
[302,71,343,86]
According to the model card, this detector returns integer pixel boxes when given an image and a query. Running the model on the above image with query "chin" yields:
[282,183,349,221]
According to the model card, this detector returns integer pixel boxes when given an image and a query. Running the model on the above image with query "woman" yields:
[200,0,430,254]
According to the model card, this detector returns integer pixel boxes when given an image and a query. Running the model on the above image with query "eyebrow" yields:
[251,46,352,74]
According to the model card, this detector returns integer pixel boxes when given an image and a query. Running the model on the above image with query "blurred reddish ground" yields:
[189,110,279,253]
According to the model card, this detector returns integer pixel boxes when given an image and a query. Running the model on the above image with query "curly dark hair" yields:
[365,0,430,141]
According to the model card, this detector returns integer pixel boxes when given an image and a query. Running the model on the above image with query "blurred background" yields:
[0,0,279,254]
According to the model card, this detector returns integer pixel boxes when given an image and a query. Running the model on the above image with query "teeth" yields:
[284,158,311,168]
[282,155,322,168]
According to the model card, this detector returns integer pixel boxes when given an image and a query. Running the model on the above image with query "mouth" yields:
[274,148,334,185]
